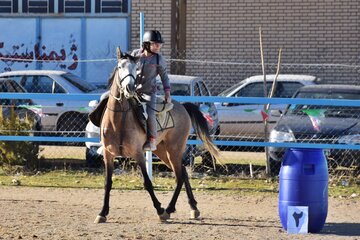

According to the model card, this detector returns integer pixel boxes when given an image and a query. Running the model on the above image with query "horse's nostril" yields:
[127,85,135,93]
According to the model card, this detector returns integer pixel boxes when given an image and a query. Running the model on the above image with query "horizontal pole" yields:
[0,135,359,150]
[1,93,359,106]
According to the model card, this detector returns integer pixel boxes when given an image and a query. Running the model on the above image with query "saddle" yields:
[88,96,174,133]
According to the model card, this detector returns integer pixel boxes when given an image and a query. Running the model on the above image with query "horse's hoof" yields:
[94,215,107,223]
[159,211,170,222]
[190,209,200,219]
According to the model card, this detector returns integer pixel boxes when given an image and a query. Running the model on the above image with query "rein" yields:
[108,65,143,113]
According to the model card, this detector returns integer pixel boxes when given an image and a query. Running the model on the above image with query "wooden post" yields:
[259,27,271,175]
[170,0,186,75]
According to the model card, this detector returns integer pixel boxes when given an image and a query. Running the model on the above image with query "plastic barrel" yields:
[279,148,328,233]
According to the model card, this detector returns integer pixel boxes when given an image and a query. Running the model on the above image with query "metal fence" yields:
[0,92,359,180]
[1,55,360,179]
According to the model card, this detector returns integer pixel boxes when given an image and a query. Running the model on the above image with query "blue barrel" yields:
[279,148,328,233]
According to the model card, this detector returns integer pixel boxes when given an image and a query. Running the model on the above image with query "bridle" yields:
[110,56,137,102]
[112,72,136,101]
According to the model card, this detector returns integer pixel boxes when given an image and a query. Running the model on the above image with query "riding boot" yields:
[143,137,157,151]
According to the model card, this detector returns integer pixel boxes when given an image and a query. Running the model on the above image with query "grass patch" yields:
[0,169,359,199]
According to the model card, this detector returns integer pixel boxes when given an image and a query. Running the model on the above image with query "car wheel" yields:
[86,147,103,168]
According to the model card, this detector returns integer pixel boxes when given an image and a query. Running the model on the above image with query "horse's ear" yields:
[116,47,122,60]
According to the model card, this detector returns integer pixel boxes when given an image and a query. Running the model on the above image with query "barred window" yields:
[0,0,128,14]
[0,0,18,13]
[23,0,54,13]
[95,0,127,13]
[58,0,90,13]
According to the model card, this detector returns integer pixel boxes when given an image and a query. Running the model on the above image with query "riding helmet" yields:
[142,30,164,43]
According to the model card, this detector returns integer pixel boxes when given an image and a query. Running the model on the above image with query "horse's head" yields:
[115,47,138,99]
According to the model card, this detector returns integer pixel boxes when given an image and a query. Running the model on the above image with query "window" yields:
[194,82,201,96]
[58,0,90,13]
[236,83,271,98]
[199,81,210,96]
[0,0,128,14]
[95,0,127,13]
[0,80,30,105]
[54,82,66,93]
[22,0,54,13]
[277,82,304,98]
[170,84,189,96]
[61,72,97,93]
[0,0,17,13]
[20,75,54,93]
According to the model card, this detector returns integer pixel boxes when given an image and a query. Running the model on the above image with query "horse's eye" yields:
[118,62,125,69]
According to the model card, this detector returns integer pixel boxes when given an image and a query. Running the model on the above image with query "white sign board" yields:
[287,206,308,234]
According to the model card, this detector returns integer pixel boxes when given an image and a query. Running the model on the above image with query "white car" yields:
[216,74,320,145]
[0,70,105,137]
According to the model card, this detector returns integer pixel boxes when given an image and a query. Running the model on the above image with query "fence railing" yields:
[1,93,359,178]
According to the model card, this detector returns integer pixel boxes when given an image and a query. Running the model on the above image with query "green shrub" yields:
[0,105,39,171]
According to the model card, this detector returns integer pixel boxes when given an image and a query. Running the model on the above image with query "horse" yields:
[94,47,220,223]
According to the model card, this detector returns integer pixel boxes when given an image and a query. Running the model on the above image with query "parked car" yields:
[0,78,42,155]
[215,74,320,149]
[0,70,105,139]
[85,74,220,167]
[269,84,360,175]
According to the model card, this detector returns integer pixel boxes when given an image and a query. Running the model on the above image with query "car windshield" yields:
[287,90,360,118]
[157,83,190,96]
[61,73,98,93]
[218,81,244,96]
[295,91,360,100]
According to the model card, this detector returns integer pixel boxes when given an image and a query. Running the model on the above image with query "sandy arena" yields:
[0,186,359,239]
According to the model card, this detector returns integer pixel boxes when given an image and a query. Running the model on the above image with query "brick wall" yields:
[130,0,172,57]
[131,0,360,94]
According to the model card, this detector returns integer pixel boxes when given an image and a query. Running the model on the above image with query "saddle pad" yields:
[88,96,174,132]
[131,98,175,132]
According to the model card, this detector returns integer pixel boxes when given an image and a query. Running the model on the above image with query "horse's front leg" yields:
[137,157,167,221]
[94,150,114,223]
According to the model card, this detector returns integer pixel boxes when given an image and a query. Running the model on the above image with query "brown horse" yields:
[94,48,220,223]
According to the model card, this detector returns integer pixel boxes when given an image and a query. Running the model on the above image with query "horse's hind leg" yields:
[164,163,185,216]
[94,150,114,223]
[182,165,200,219]
[136,154,167,220]
[157,144,200,219]
[154,144,187,219]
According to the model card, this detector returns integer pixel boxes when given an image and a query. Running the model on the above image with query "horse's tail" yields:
[182,102,221,162]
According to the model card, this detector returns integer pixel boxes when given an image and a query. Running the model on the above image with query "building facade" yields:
[131,0,360,94]
[1,0,359,92]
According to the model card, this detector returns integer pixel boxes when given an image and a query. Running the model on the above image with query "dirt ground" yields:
[0,186,359,240]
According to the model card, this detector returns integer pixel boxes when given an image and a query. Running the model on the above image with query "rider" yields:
[132,30,172,151]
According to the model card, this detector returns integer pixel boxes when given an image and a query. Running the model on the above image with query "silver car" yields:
[215,74,320,144]
[0,70,104,136]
